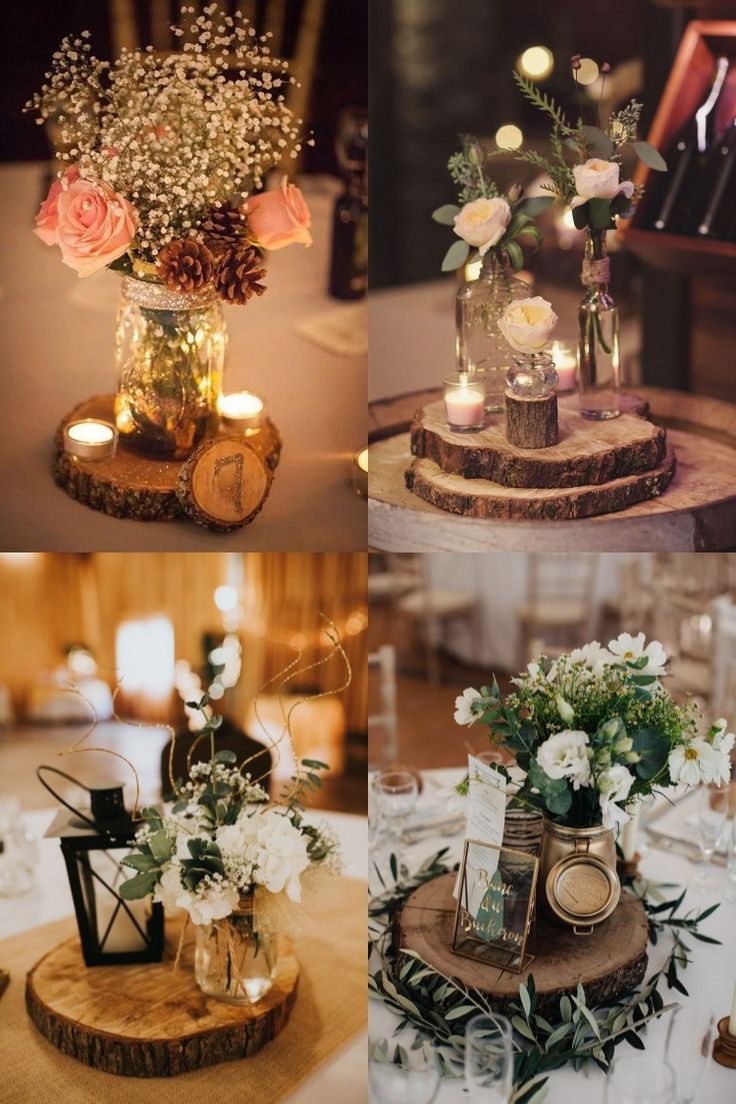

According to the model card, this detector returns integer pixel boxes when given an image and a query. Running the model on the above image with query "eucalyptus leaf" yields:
[147,829,173,864]
[581,125,613,159]
[586,198,616,231]
[633,141,667,172]
[119,871,156,900]
[213,749,237,764]
[516,195,555,217]
[632,728,669,780]
[432,203,461,225]
[441,239,470,272]
[504,240,524,272]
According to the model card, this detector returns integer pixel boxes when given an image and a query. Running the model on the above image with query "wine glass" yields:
[604,1052,676,1104]
[694,784,729,887]
[464,1013,513,1104]
[725,815,736,904]
[374,770,419,852]
[664,1002,715,1104]
[368,1038,440,1104]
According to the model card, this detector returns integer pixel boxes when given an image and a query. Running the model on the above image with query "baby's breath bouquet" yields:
[455,633,733,830]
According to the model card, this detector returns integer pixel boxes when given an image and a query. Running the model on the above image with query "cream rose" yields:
[497,296,558,353]
[571,158,635,209]
[34,166,80,246]
[55,177,138,277]
[453,196,511,255]
[245,176,312,250]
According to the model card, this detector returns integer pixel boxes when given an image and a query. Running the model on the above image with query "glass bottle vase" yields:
[456,255,529,413]
[194,897,278,1006]
[114,276,225,459]
[577,230,620,419]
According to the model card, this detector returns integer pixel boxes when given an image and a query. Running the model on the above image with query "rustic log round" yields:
[405,447,676,521]
[52,394,281,523]
[25,927,299,1077]
[177,436,273,531]
[410,398,666,488]
[395,873,648,1017]
[504,390,559,450]
[368,387,736,551]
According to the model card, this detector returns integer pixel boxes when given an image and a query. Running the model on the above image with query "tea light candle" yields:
[353,447,368,499]
[444,374,485,431]
[551,341,577,392]
[63,420,118,461]
[217,391,264,432]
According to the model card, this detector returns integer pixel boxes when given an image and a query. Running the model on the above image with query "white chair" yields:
[518,554,599,668]
[368,645,398,767]
[712,596,736,719]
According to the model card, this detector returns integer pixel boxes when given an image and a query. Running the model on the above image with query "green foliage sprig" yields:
[369,853,720,1102]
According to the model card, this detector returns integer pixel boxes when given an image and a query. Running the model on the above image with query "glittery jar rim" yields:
[121,276,217,311]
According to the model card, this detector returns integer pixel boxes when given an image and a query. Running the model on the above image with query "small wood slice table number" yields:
[177,436,273,531]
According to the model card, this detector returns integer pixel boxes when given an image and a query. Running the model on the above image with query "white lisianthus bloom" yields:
[608,632,667,677]
[668,738,725,786]
[598,764,634,829]
[498,296,558,353]
[710,718,735,758]
[568,641,613,676]
[453,196,511,255]
[571,158,635,209]
[537,730,591,790]
[555,694,575,723]
[454,687,484,726]
[244,808,310,902]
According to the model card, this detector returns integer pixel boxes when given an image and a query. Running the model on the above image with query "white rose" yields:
[536,730,591,790]
[453,196,511,255]
[454,687,484,727]
[571,158,635,208]
[497,296,558,353]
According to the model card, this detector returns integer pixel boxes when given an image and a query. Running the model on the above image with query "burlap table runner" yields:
[0,876,366,1104]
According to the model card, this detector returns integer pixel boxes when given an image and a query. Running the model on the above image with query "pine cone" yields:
[202,206,250,254]
[214,246,267,305]
[157,238,214,293]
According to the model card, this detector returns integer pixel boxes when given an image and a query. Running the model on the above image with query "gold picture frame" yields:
[452,838,538,975]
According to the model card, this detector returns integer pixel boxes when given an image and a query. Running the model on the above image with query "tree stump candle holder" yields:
[504,390,559,449]
[53,394,281,531]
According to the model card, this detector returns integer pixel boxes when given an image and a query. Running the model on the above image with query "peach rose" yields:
[34,166,80,246]
[245,176,312,250]
[55,177,139,277]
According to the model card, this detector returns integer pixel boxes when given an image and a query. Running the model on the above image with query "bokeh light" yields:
[495,124,523,150]
[577,58,600,85]
[518,46,554,81]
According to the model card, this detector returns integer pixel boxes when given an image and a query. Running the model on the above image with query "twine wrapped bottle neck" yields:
[580,255,611,288]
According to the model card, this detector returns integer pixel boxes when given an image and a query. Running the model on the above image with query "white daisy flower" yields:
[454,687,484,727]
[608,632,667,676]
[668,739,725,786]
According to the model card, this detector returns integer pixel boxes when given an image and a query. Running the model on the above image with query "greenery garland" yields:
[369,851,720,1104]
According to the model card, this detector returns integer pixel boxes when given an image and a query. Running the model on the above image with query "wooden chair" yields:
[394,560,478,685]
[160,716,272,799]
[518,555,599,668]
[368,644,398,767]
[109,0,326,164]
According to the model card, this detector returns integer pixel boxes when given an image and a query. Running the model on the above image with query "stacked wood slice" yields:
[405,395,676,521]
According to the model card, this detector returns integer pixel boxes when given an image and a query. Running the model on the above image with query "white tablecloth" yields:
[1,807,368,1104]
[369,768,733,1104]
[0,166,366,551]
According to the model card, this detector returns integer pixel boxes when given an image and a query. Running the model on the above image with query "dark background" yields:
[0,0,367,175]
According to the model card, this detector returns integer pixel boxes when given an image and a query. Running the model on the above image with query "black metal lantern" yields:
[38,765,164,966]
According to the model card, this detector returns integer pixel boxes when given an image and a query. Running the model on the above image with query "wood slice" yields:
[52,395,280,523]
[396,872,648,1017]
[405,447,676,521]
[411,399,666,488]
[25,923,299,1077]
[504,390,559,449]
[177,437,273,531]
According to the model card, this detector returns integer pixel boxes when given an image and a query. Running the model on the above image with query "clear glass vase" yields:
[578,230,620,419]
[456,255,529,413]
[114,276,225,459]
[194,897,277,1006]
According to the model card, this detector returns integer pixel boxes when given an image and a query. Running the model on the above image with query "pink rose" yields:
[34,166,80,246]
[55,178,138,277]
[245,176,312,250]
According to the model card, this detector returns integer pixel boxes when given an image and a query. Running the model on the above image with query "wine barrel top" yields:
[411,399,666,489]
[396,872,648,1014]
[368,387,736,551]
[25,924,299,1077]
[52,394,281,525]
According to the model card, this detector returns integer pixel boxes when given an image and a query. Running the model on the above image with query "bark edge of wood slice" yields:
[25,929,299,1077]
[405,446,676,521]
[410,399,666,488]
[53,395,281,524]
[395,872,648,1017]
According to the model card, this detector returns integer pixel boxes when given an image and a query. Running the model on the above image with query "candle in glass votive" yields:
[443,374,486,432]
[551,341,577,392]
[217,391,264,432]
[63,420,118,461]
[352,447,368,499]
